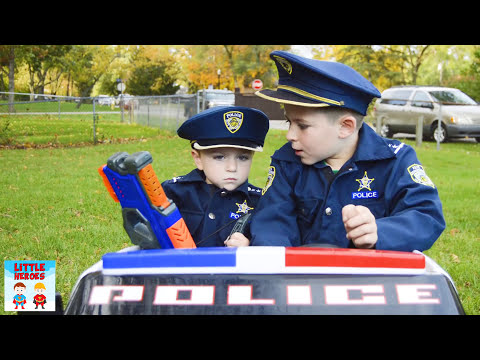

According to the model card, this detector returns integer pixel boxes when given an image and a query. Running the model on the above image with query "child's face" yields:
[192,147,254,191]
[15,286,25,295]
[35,288,45,294]
[284,104,343,166]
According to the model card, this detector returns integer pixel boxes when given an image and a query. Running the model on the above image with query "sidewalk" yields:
[269,120,288,130]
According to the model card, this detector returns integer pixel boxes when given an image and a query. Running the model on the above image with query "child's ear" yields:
[191,149,203,170]
[338,115,357,138]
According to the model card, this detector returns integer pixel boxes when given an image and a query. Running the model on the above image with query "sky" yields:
[291,45,314,58]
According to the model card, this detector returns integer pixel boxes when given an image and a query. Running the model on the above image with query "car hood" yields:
[443,105,480,122]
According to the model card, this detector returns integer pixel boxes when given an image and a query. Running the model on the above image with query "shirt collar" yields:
[352,123,396,162]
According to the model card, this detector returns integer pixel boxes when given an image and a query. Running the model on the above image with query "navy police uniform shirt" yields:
[162,169,262,247]
[249,124,446,252]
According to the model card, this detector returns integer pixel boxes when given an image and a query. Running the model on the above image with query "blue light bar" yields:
[103,247,237,270]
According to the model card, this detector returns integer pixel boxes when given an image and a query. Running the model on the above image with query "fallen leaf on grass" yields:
[450,228,460,236]
[451,254,460,263]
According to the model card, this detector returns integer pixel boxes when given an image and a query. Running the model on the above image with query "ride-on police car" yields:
[64,245,464,315]
[62,151,464,315]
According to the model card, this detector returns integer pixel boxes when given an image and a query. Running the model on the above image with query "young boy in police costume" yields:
[230,51,445,251]
[161,106,269,247]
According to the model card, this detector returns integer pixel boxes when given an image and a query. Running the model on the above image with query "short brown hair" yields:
[14,282,26,289]
[318,107,364,129]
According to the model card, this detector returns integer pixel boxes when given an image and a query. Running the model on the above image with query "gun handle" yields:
[137,164,170,209]
[166,217,196,248]
[137,163,196,249]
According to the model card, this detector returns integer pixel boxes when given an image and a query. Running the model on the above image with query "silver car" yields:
[373,86,480,143]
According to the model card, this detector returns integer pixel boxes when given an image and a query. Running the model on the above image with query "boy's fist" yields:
[342,204,378,249]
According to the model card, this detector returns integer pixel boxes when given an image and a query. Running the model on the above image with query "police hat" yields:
[255,50,381,116]
[177,106,269,152]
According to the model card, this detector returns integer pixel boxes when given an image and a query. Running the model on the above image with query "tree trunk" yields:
[8,46,15,113]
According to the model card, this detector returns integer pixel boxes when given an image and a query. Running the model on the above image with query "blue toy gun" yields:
[98,151,196,249]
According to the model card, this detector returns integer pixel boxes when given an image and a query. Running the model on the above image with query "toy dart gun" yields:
[98,151,196,249]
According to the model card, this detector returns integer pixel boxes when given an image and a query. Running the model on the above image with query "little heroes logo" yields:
[4,260,55,312]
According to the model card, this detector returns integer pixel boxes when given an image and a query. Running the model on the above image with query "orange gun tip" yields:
[98,165,119,202]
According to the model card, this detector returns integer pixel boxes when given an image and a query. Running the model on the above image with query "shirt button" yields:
[208,213,216,220]
[220,191,227,197]
[325,207,332,216]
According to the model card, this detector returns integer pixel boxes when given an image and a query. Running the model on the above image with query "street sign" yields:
[252,79,263,90]
[117,82,126,92]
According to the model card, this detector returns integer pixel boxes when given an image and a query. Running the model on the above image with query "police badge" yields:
[224,111,244,134]
[273,55,293,74]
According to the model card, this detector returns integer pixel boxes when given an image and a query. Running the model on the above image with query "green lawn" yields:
[1,115,161,146]
[0,99,117,114]
[1,116,479,314]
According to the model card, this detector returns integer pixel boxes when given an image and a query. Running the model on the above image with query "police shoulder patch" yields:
[407,164,435,188]
[262,166,276,195]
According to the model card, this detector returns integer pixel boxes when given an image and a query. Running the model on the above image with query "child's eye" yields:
[298,123,309,130]
[238,154,250,161]
[212,155,225,160]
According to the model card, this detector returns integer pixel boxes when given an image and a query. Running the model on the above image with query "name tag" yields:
[351,191,378,200]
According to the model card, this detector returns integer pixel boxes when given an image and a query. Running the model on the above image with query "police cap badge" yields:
[255,50,381,116]
[177,106,270,152]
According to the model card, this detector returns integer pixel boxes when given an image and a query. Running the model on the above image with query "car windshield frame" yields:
[428,89,477,105]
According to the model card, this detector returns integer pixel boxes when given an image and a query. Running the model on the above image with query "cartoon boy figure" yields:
[33,283,47,309]
[13,282,27,310]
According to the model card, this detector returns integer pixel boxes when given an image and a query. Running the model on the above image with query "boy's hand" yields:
[342,204,378,249]
[224,232,250,247]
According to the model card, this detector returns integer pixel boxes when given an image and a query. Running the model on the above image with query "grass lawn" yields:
[0,99,117,114]
[0,116,479,315]
[0,114,160,146]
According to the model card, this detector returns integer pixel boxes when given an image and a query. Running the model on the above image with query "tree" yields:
[67,45,118,101]
[177,45,230,92]
[317,45,432,91]
[127,45,180,95]
[386,45,431,85]
[0,45,17,111]
[441,46,480,101]
[223,45,290,91]
[21,45,73,97]
[177,45,290,93]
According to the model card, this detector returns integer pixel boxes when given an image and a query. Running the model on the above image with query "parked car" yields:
[97,95,114,106]
[197,89,235,110]
[373,86,480,143]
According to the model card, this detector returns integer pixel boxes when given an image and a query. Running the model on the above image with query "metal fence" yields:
[0,92,119,117]
[0,92,204,143]
[129,94,198,132]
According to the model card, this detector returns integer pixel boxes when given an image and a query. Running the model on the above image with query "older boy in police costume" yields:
[231,51,445,251]
[161,106,269,247]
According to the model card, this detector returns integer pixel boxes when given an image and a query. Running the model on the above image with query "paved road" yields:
[269,120,288,130]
